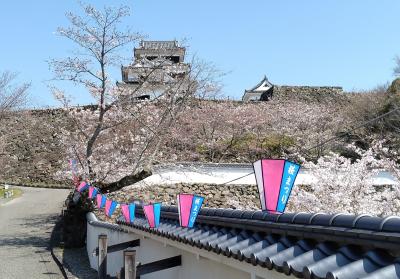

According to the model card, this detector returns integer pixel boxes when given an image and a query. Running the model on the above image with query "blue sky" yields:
[0,0,399,107]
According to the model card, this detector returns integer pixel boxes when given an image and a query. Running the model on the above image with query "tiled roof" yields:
[115,206,400,279]
[139,41,179,49]
[245,75,273,93]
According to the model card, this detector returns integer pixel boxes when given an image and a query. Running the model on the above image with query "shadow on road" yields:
[16,213,58,228]
[62,248,97,279]
[0,236,50,248]
[0,213,59,249]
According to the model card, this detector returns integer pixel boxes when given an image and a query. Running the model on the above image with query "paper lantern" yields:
[143,203,161,228]
[253,159,300,213]
[105,200,118,217]
[177,194,204,228]
[77,181,89,192]
[121,203,136,223]
[88,186,98,199]
[96,194,107,209]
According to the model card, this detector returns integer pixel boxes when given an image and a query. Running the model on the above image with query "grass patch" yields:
[12,188,23,198]
[0,187,23,199]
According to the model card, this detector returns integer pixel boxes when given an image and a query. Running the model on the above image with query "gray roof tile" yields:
[304,251,356,279]
[360,262,400,279]
[237,236,276,262]
[326,256,383,279]
[250,237,294,268]
[270,240,314,272]
[283,242,337,277]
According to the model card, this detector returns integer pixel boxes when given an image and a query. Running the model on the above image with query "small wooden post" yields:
[124,250,136,279]
[98,234,108,279]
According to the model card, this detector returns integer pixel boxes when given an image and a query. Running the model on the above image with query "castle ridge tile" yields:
[292,212,314,225]
[310,214,334,226]
[381,217,400,232]
[331,214,356,228]
[230,210,245,219]
[276,212,297,223]
[355,216,382,231]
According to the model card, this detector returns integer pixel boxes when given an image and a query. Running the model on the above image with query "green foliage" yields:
[195,144,209,155]
[0,187,22,199]
[228,134,256,150]
[388,78,400,97]
[260,134,296,156]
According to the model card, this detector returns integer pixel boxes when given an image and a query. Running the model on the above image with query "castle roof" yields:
[138,40,180,50]
[245,75,274,93]
[242,76,274,101]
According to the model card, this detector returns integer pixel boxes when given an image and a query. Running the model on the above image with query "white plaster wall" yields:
[86,218,287,279]
[87,223,136,276]
[87,223,181,278]
[124,165,398,188]
[178,251,249,279]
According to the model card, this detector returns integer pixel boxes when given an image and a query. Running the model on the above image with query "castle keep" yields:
[117,40,190,98]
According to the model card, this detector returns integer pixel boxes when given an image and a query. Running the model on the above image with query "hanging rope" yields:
[219,106,400,185]
[220,172,254,185]
[299,105,400,155]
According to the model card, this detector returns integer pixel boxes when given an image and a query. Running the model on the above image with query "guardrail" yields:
[3,189,14,198]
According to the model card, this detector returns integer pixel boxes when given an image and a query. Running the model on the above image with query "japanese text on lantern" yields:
[190,197,202,224]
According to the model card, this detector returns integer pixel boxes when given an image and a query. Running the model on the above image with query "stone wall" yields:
[106,183,260,210]
[96,183,262,222]
[95,182,306,221]
[0,109,69,186]
[274,85,346,103]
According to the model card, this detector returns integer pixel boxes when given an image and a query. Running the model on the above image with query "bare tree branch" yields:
[0,71,30,120]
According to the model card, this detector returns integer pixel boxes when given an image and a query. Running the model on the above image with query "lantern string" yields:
[220,172,254,185]
[219,105,400,185]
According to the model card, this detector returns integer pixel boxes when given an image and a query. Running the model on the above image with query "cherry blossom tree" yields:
[288,142,400,216]
[49,3,142,180]
[164,98,350,163]
[0,71,30,165]
[0,71,30,120]
[50,3,219,187]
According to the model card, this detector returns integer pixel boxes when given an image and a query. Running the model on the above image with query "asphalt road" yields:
[0,187,70,279]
